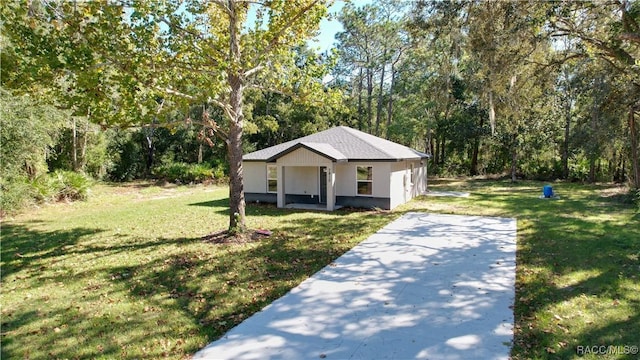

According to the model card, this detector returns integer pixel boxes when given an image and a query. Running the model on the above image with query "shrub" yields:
[0,176,33,215]
[52,170,92,201]
[153,162,215,183]
[1,171,92,215]
[568,159,590,182]
[1,90,67,214]
[32,171,92,202]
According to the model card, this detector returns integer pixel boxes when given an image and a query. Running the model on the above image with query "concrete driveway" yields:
[194,212,517,360]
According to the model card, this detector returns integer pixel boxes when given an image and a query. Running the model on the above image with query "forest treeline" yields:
[1,0,639,214]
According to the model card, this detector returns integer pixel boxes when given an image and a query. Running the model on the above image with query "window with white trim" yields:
[357,166,373,195]
[267,165,277,193]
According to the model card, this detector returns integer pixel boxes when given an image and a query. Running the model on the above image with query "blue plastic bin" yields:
[543,185,553,198]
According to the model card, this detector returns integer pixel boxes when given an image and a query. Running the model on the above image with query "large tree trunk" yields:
[629,106,640,189]
[227,1,246,233]
[227,112,246,233]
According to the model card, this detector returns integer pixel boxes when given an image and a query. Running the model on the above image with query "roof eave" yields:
[265,143,346,163]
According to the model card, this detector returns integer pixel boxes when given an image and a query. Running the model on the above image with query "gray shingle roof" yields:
[243,126,430,162]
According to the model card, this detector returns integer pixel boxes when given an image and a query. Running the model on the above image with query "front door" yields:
[319,166,327,204]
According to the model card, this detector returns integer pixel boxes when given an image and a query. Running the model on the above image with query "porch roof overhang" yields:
[264,142,348,163]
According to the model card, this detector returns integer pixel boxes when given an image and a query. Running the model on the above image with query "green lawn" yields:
[1,180,638,359]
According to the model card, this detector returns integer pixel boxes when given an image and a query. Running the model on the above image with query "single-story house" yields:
[243,126,431,210]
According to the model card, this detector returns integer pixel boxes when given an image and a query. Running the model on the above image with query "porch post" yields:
[277,165,285,208]
[327,163,336,211]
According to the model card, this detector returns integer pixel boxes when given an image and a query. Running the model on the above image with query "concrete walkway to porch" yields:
[194,212,517,360]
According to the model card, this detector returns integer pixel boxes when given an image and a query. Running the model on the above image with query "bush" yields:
[32,171,92,202]
[1,171,92,215]
[153,162,215,184]
[568,159,590,182]
[0,176,33,215]
[52,170,92,201]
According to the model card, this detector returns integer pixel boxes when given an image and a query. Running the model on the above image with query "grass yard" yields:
[1,179,638,359]
[405,179,639,360]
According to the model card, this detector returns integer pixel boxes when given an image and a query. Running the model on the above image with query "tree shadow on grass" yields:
[5,180,634,359]
[120,211,397,353]
[188,198,231,209]
[0,207,395,359]
[511,213,640,359]
[466,184,640,359]
[0,224,104,281]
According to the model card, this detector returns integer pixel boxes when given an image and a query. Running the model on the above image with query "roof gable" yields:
[266,142,347,162]
[243,126,429,162]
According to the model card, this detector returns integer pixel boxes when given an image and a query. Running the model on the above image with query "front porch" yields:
[276,163,338,211]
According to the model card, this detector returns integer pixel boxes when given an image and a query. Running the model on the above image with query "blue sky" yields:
[247,1,373,53]
[308,1,347,52]
[308,0,373,52]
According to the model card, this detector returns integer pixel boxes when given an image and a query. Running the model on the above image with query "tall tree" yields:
[335,3,379,133]
[2,0,330,231]
[548,0,640,187]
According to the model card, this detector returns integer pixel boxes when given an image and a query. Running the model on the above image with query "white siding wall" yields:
[335,164,352,196]
[275,148,332,197]
[389,160,427,209]
[372,163,391,198]
[244,162,267,193]
[284,166,318,195]
[277,148,330,166]
[334,162,390,198]
[413,161,428,195]
[389,162,406,209]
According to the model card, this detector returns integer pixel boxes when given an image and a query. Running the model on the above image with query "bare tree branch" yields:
[208,96,237,123]
[157,86,195,100]
[243,64,266,78]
